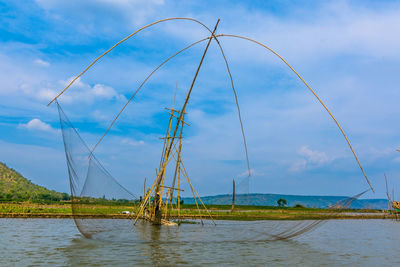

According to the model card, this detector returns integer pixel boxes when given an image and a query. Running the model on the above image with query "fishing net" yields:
[48,16,377,244]
[235,176,251,205]
[57,101,138,239]
[58,100,369,243]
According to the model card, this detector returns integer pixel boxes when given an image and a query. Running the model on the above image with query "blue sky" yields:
[1,0,400,199]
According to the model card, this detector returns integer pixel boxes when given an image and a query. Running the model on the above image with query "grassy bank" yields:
[0,202,390,220]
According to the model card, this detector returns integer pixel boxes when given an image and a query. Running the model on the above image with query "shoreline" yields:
[1,202,394,220]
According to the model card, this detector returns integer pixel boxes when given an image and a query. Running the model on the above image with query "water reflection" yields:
[2,219,400,266]
[61,228,335,266]
[81,219,327,244]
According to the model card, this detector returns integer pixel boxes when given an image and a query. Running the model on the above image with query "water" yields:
[1,219,399,266]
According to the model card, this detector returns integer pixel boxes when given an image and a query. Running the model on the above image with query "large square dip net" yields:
[57,100,369,243]
[51,18,374,243]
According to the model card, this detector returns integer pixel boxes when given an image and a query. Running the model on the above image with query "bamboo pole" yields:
[385,173,391,214]
[177,139,182,222]
[180,169,204,225]
[151,20,220,217]
[134,173,159,224]
[137,18,216,221]
[216,33,374,193]
[133,144,179,224]
[157,87,177,212]
[177,116,184,223]
[81,29,251,178]
[47,18,216,107]
[176,155,216,225]
[180,167,216,225]
[133,147,180,224]
[231,178,235,212]
[168,115,185,224]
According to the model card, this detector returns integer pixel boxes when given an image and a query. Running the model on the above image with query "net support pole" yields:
[231,178,235,212]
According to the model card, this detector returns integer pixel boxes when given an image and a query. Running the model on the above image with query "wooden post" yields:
[231,178,235,212]
[385,173,391,214]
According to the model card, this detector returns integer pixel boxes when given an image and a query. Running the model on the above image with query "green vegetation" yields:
[277,198,287,207]
[0,162,70,203]
[0,202,386,220]
[0,162,389,220]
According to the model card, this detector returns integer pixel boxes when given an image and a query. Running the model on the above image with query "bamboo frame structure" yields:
[133,24,222,223]
[384,173,400,220]
[49,18,376,226]
[138,19,220,225]
[133,103,214,225]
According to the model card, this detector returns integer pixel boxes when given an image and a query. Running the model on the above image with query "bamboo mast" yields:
[152,99,175,224]
[169,109,185,221]
[177,113,184,223]
[169,83,180,201]
[150,19,220,222]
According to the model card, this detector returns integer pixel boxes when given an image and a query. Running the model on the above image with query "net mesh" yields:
[57,100,368,243]
[57,101,138,239]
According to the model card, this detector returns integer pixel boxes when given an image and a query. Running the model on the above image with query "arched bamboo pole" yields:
[48,18,373,191]
[216,34,374,192]
[47,18,213,106]
[47,17,251,176]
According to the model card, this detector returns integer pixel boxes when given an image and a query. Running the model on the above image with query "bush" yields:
[277,198,287,207]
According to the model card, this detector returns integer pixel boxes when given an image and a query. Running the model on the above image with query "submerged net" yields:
[57,101,138,239]
[57,101,369,243]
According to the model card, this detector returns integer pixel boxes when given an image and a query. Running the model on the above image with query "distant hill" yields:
[0,162,69,202]
[183,193,388,210]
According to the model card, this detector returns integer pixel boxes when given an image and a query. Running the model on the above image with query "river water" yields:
[1,219,399,266]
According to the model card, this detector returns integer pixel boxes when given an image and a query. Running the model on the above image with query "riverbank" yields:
[0,202,393,220]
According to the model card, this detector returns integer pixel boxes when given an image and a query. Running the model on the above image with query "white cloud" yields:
[121,138,144,146]
[64,77,127,102]
[91,110,109,122]
[92,84,126,101]
[290,159,308,172]
[19,119,58,134]
[237,168,263,178]
[37,88,58,101]
[35,0,165,29]
[164,1,400,65]
[34,59,50,67]
[290,146,330,172]
[20,77,128,104]
[299,146,329,165]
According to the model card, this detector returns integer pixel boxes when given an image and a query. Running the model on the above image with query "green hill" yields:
[0,162,70,202]
[183,193,387,210]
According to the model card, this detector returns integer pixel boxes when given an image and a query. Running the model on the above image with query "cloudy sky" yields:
[1,0,399,199]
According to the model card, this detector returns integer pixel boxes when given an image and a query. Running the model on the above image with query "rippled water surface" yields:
[1,219,399,266]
